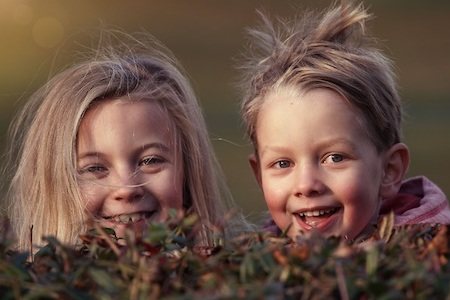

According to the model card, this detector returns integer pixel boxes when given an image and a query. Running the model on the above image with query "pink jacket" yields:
[263,176,450,236]
[379,176,450,225]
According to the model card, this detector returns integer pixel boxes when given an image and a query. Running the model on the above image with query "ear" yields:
[249,153,262,188]
[379,143,410,198]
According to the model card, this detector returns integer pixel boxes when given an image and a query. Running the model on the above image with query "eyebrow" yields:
[140,142,172,153]
[77,142,172,160]
[259,137,357,156]
[316,138,358,150]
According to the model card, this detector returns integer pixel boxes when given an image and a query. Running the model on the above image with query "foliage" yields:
[1,213,450,300]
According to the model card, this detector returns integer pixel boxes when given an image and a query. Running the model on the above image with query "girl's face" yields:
[250,87,389,241]
[77,98,184,237]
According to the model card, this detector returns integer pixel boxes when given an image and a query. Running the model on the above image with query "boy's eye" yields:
[323,154,344,164]
[274,160,291,169]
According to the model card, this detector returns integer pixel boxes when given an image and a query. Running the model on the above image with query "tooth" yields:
[130,214,137,222]
[299,209,335,218]
[119,215,129,223]
[131,213,142,222]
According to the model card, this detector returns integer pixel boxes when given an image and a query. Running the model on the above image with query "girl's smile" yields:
[101,211,156,224]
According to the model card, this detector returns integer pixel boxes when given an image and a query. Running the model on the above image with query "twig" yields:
[335,261,349,300]
[29,225,34,262]
[93,224,121,256]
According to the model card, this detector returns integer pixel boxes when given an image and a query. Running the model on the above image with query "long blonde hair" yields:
[3,30,247,251]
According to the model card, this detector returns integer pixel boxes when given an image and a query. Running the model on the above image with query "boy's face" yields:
[77,98,184,238]
[250,87,388,241]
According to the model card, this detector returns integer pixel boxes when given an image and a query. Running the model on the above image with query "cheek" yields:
[340,179,379,210]
[79,181,105,214]
[335,165,382,205]
[261,180,291,227]
[165,188,184,209]
[150,173,184,210]
[339,180,381,234]
[261,179,286,209]
[154,185,184,221]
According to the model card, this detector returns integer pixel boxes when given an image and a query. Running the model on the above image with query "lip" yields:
[293,206,342,233]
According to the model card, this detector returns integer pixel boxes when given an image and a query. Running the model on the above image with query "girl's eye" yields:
[274,160,291,169]
[324,154,344,164]
[140,156,165,166]
[79,165,108,179]
[81,165,107,173]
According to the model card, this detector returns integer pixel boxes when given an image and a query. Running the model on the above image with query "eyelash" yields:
[140,156,165,166]
[271,160,291,169]
[78,155,166,175]
[279,160,291,168]
[80,165,107,174]
[78,165,109,180]
[323,153,345,164]
[270,153,345,169]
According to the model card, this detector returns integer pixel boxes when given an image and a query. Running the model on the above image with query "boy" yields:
[238,3,450,242]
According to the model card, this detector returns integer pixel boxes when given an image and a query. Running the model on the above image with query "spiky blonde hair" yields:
[239,2,402,152]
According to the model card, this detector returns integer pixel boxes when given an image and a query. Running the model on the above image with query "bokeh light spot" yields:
[32,17,64,49]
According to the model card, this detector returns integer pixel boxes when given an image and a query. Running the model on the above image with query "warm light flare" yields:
[32,17,64,49]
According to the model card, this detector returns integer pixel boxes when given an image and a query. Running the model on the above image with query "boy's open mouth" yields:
[295,207,340,229]
[103,211,155,225]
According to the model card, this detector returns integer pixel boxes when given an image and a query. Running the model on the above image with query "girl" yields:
[2,30,249,252]
[238,3,450,242]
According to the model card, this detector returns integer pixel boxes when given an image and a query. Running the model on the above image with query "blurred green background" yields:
[1,0,449,221]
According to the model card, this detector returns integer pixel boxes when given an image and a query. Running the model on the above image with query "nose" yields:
[294,163,326,197]
[110,170,145,202]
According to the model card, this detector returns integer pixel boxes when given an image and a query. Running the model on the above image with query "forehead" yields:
[265,86,368,121]
[261,86,362,118]
[78,97,177,143]
[256,87,372,145]
[83,97,173,122]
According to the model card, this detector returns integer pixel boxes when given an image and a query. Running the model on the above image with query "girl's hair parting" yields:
[239,2,402,152]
